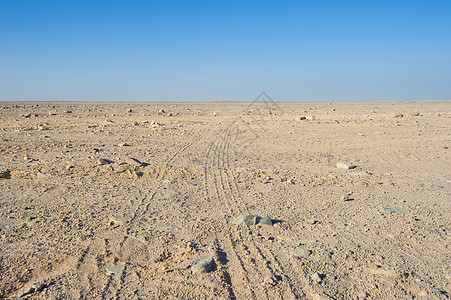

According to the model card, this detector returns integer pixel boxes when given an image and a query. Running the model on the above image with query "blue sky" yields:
[1,1,450,101]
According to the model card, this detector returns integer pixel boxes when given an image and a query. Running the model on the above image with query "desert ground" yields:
[0,100,450,299]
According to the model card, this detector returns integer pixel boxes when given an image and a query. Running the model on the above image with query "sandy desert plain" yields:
[0,100,450,299]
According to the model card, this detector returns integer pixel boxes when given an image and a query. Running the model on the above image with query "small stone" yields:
[133,121,139,126]
[418,290,428,297]
[319,250,333,258]
[18,285,35,297]
[263,274,279,287]
[358,291,368,298]
[306,218,317,225]
[32,283,46,292]
[312,294,332,300]
[156,224,177,230]
[306,116,316,121]
[259,216,273,225]
[341,193,352,201]
[394,113,403,118]
[297,116,306,120]
[64,110,72,113]
[98,158,114,165]
[118,142,130,147]
[290,246,311,259]
[232,215,259,226]
[106,264,125,274]
[0,169,10,179]
[191,257,215,274]
[311,272,323,283]
[127,108,133,113]
[377,207,410,215]
[158,109,165,114]
[409,111,420,116]
[125,157,148,167]
[336,160,356,169]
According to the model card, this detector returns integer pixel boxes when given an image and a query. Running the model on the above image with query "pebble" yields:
[127,108,133,113]
[290,246,311,259]
[191,257,215,274]
[297,116,306,120]
[98,158,114,165]
[336,160,357,169]
[306,218,317,225]
[0,169,10,179]
[394,113,403,118]
[418,290,428,297]
[125,157,148,167]
[311,272,323,283]
[312,294,332,300]
[118,142,130,147]
[232,215,273,226]
[319,250,333,258]
[306,116,316,121]
[341,193,352,201]
[106,264,125,274]
[409,111,420,116]
[263,274,279,287]
[377,207,410,215]
[358,291,368,298]
[18,282,46,297]
[156,224,177,230]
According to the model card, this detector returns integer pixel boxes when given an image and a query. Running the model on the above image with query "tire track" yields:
[219,129,304,299]
[86,129,207,298]
[205,129,299,299]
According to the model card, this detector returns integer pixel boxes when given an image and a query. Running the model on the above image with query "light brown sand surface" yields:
[0,101,450,299]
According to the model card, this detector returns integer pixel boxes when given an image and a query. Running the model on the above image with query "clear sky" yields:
[1,1,450,101]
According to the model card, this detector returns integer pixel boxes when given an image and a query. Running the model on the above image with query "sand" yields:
[0,101,450,299]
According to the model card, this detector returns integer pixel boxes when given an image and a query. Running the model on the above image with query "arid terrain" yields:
[0,101,450,299]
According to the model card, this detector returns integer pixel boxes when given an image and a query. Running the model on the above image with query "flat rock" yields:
[125,157,148,167]
[98,158,114,165]
[106,264,125,274]
[290,246,311,258]
[156,224,177,230]
[232,215,273,226]
[191,257,215,274]
[336,160,357,169]
[377,207,410,215]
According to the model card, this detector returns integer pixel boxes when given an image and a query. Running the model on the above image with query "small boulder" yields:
[191,257,215,274]
[290,246,311,259]
[336,160,356,169]
[106,264,125,275]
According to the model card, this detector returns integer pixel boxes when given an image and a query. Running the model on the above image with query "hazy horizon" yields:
[1,1,450,101]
